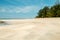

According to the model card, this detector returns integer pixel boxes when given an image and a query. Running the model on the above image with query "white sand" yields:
[0,18,60,40]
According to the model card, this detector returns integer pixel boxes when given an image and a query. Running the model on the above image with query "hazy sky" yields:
[0,0,56,18]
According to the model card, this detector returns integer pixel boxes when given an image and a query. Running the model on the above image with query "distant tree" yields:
[36,3,60,18]
[56,10,60,17]
[42,6,49,17]
[37,9,43,18]
[36,6,49,18]
[50,4,60,17]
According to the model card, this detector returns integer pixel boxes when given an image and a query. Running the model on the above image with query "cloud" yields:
[15,6,39,13]
[0,6,39,13]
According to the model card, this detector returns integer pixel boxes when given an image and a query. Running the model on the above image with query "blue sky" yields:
[0,0,57,18]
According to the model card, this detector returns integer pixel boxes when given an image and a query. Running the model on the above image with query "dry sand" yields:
[0,18,60,40]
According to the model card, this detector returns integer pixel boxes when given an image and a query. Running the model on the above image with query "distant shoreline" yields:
[0,17,60,19]
[0,18,34,20]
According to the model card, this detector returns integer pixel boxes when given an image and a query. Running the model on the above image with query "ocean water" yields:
[0,18,22,20]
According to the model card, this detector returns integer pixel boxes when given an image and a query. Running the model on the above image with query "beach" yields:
[0,18,60,40]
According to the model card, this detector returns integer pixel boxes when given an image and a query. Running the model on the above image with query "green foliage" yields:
[36,4,60,18]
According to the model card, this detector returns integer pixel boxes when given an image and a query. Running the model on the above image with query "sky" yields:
[0,0,57,19]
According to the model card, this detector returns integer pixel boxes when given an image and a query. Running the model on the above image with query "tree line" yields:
[36,3,60,18]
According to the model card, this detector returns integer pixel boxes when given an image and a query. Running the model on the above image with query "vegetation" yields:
[36,4,60,18]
